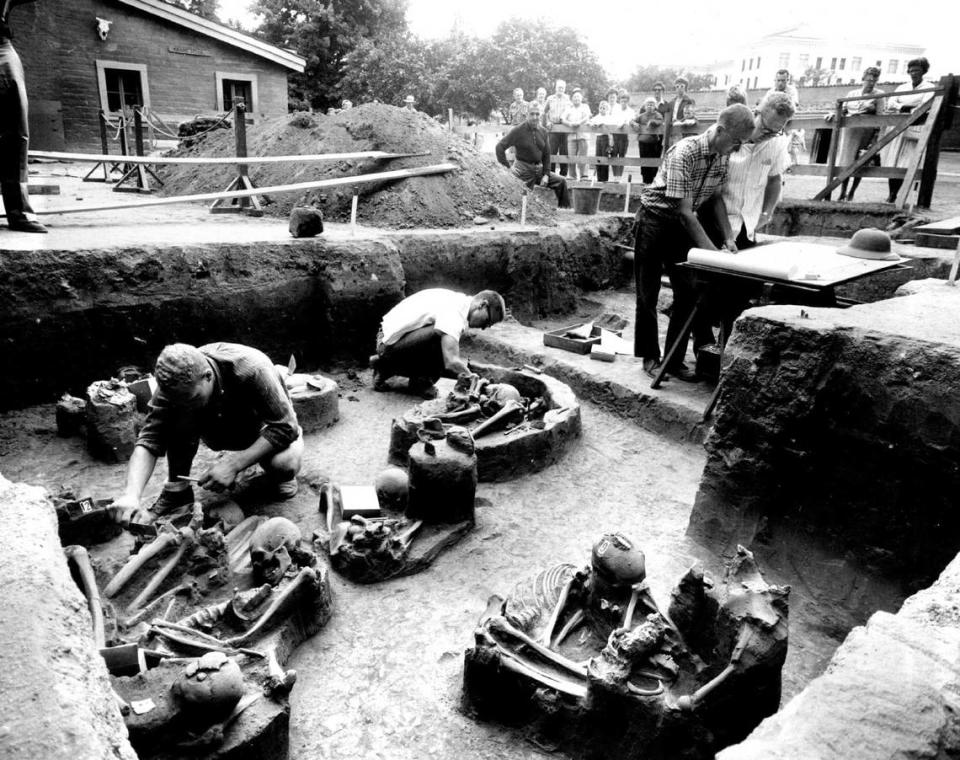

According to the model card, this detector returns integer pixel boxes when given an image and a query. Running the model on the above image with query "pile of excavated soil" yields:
[158,103,559,229]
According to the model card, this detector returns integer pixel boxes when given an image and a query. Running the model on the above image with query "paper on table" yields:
[688,242,904,285]
[598,329,633,355]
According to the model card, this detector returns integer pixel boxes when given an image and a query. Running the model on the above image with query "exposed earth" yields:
[158,103,560,229]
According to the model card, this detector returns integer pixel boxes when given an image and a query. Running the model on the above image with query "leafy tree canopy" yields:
[255,0,409,110]
[168,0,220,20]
[626,65,714,93]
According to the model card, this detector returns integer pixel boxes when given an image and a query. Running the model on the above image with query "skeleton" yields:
[249,516,315,586]
[431,372,543,436]
[465,539,790,758]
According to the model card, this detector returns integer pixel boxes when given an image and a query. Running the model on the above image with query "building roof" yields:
[756,23,924,53]
[115,0,305,72]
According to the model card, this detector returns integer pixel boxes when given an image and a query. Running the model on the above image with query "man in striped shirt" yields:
[633,104,755,381]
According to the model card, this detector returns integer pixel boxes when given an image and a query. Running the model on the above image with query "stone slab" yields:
[0,474,137,760]
[720,552,960,760]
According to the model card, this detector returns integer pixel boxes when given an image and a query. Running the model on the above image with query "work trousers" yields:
[548,129,568,176]
[376,325,450,384]
[567,136,588,180]
[595,135,611,182]
[511,159,570,208]
[637,138,661,184]
[633,207,714,366]
[611,133,629,179]
[0,39,36,226]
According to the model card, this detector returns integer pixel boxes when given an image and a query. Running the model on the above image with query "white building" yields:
[707,24,926,93]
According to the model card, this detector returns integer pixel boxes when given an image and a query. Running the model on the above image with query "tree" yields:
[626,66,715,92]
[170,0,220,20]
[256,0,409,110]
[803,66,832,86]
[338,32,434,109]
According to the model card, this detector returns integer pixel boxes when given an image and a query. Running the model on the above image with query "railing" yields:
[452,78,958,210]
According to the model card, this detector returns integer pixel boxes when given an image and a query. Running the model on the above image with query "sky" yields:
[217,0,957,82]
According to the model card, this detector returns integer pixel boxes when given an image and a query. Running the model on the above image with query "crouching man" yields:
[111,342,304,521]
[495,103,570,208]
[370,288,506,397]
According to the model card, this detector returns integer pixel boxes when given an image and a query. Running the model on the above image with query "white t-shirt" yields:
[380,289,472,346]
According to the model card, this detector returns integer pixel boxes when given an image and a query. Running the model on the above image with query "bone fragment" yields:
[552,608,586,648]
[105,529,180,598]
[126,529,195,614]
[487,617,587,677]
[64,545,106,648]
[471,399,524,439]
[149,620,263,658]
[538,576,575,646]
[498,649,588,698]
[225,567,317,647]
[121,583,195,628]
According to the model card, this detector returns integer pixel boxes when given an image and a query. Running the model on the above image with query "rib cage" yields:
[503,563,577,633]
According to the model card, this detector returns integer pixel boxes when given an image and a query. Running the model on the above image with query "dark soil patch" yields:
[158,103,559,229]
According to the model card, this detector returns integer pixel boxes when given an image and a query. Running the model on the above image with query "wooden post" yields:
[114,108,161,193]
[350,194,358,235]
[823,100,843,199]
[211,101,264,216]
[623,174,631,214]
[917,75,958,209]
[948,236,960,286]
[82,111,114,182]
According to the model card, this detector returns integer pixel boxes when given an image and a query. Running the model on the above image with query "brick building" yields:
[8,0,305,151]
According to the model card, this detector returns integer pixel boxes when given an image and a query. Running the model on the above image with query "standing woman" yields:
[611,89,632,181]
[882,57,933,203]
[633,98,663,184]
[1,0,46,233]
[592,100,612,182]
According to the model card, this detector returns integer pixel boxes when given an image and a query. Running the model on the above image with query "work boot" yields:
[150,482,195,516]
[369,354,391,391]
[8,219,47,233]
[666,363,699,383]
[408,377,438,399]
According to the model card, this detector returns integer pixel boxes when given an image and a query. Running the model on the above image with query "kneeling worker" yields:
[371,288,506,396]
[111,342,303,521]
[495,103,570,208]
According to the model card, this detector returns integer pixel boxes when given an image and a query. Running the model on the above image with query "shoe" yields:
[408,377,439,399]
[666,364,699,383]
[369,354,390,391]
[149,483,194,516]
[275,476,299,500]
[642,358,666,380]
[8,220,47,233]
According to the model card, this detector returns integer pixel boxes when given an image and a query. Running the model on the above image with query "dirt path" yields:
[0,368,907,759]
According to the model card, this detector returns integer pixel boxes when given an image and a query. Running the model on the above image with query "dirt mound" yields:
[157,103,559,229]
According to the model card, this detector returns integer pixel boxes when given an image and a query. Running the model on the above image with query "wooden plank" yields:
[895,92,945,208]
[28,150,430,165]
[788,165,906,178]
[915,232,960,250]
[915,216,960,234]
[12,163,458,217]
[27,184,61,195]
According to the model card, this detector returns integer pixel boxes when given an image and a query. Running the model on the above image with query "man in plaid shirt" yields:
[633,103,755,382]
[112,342,303,521]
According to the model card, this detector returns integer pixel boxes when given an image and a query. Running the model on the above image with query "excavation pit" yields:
[2,200,959,759]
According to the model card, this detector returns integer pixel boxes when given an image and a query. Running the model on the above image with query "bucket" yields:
[572,186,603,215]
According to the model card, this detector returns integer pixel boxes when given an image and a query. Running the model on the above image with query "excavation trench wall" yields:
[0,218,631,410]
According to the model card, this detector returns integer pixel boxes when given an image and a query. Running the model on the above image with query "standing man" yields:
[662,76,697,153]
[562,87,592,180]
[495,102,570,208]
[542,79,571,176]
[612,90,633,181]
[632,104,756,382]
[1,0,46,233]
[766,69,800,108]
[506,87,530,126]
[651,82,668,115]
[370,289,506,397]
[110,343,304,520]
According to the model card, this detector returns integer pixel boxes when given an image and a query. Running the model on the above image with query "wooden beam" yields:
[895,91,946,208]
[17,163,458,217]
[918,75,958,208]
[788,165,906,178]
[28,150,430,165]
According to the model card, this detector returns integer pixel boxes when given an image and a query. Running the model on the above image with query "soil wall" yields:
[0,219,629,409]
[689,278,960,583]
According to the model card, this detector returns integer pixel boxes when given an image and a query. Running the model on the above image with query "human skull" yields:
[374,466,409,512]
[249,517,301,585]
[482,383,523,414]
